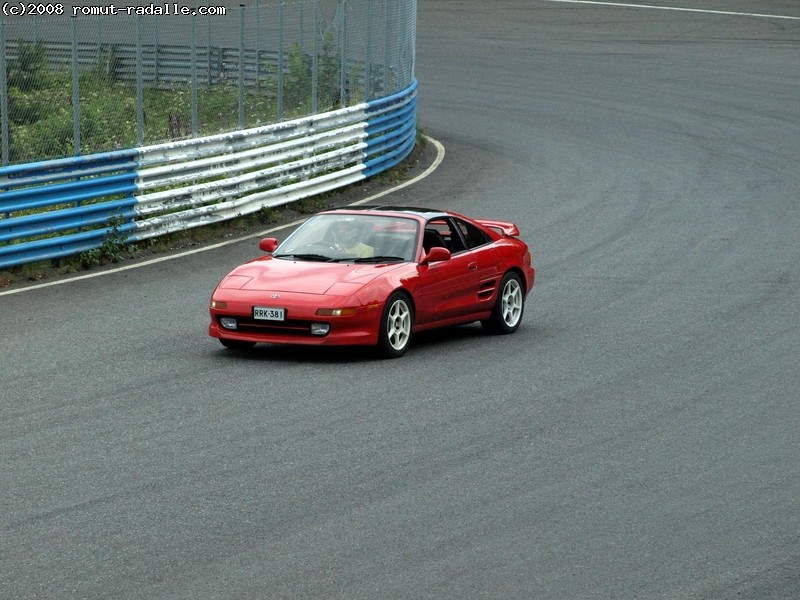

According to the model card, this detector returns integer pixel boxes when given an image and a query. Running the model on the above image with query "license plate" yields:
[253,306,285,321]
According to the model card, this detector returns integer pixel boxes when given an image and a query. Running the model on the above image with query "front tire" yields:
[482,271,524,334]
[378,292,413,358]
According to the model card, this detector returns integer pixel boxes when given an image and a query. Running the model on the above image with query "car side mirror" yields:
[420,246,451,264]
[259,237,279,253]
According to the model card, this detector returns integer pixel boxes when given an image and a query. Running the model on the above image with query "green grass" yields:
[8,74,291,161]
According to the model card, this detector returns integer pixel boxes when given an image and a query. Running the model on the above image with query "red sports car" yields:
[208,206,535,357]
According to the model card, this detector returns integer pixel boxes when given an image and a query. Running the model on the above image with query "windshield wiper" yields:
[273,253,335,262]
[352,255,406,263]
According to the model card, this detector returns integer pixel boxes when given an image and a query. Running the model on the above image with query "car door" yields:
[414,217,494,325]
[450,216,503,312]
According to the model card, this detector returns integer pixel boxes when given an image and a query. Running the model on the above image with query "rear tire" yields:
[378,292,413,358]
[482,271,524,334]
[219,338,256,350]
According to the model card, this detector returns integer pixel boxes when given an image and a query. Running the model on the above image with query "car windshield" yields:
[274,214,420,262]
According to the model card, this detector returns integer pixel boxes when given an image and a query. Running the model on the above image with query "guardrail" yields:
[0,79,417,269]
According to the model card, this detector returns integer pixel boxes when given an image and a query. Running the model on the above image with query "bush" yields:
[7,40,52,90]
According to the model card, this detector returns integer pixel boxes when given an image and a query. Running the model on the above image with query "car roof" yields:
[321,205,452,220]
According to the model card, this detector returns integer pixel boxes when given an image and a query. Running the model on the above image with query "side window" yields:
[425,218,466,253]
[453,217,491,250]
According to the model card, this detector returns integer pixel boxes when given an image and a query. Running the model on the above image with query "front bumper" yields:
[208,294,384,347]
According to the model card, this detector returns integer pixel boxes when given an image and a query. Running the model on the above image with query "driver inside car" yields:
[331,219,374,258]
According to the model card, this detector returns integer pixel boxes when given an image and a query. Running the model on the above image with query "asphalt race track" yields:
[2,1,799,598]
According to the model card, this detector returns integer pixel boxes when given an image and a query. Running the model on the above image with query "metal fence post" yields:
[153,18,159,87]
[411,0,417,85]
[136,16,144,145]
[255,0,260,91]
[191,15,198,136]
[95,18,101,65]
[312,0,319,114]
[365,0,372,101]
[340,0,347,108]
[384,0,390,96]
[238,5,245,129]
[71,17,80,155]
[1,18,8,165]
[278,0,285,121]
[207,11,212,86]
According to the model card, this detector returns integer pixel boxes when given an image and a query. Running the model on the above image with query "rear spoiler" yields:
[476,219,520,237]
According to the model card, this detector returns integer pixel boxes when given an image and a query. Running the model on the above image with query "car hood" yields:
[219,257,406,295]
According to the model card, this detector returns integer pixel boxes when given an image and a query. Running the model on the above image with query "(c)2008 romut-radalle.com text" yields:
[1,2,227,16]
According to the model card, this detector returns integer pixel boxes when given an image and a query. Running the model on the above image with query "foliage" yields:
[6,41,59,131]
[284,45,313,113]
[318,31,343,109]
[294,196,332,214]
[92,45,123,85]
[3,35,345,164]
[7,40,52,90]
[61,215,131,272]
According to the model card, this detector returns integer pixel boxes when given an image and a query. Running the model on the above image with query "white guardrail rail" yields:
[0,80,417,270]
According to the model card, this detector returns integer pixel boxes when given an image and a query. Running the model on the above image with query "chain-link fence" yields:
[0,0,417,165]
